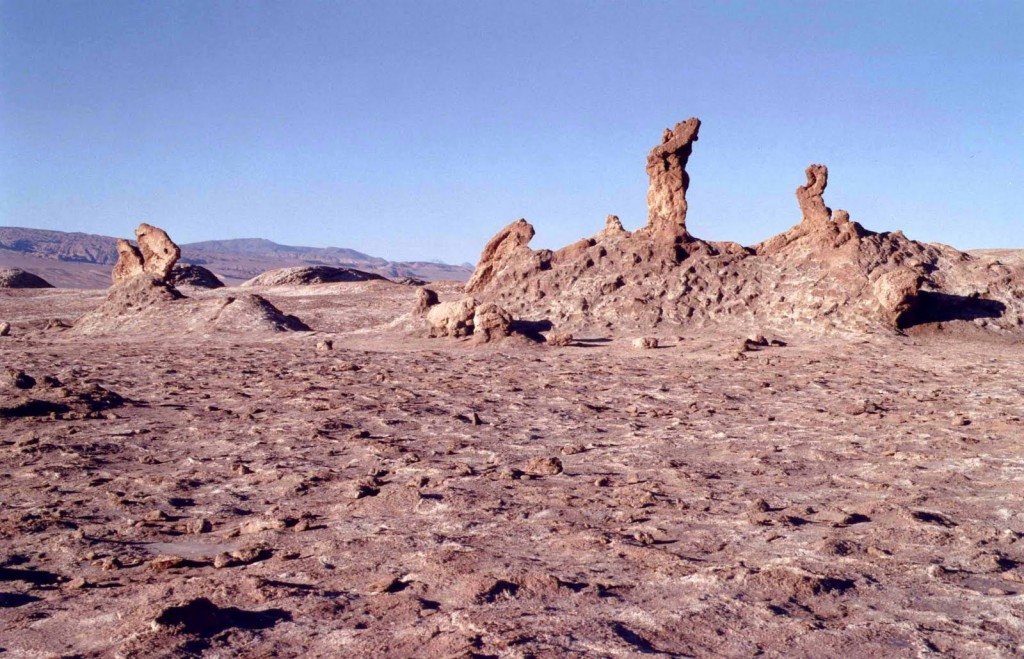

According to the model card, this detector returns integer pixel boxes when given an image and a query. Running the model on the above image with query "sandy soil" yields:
[2,282,1024,657]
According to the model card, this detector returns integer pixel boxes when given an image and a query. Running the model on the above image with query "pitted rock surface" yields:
[464,119,1024,335]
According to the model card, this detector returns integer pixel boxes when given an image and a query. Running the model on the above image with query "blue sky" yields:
[1,1,1021,263]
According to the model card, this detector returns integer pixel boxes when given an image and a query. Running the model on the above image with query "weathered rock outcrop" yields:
[75,224,309,335]
[112,224,181,285]
[464,119,1024,335]
[426,298,477,338]
[242,266,386,287]
[465,220,537,295]
[0,268,54,289]
[644,117,700,246]
[168,264,225,289]
[413,288,440,317]
[136,224,180,280]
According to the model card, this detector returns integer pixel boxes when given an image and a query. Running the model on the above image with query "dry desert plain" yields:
[2,278,1024,657]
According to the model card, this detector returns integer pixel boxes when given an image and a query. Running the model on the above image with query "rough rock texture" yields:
[72,284,309,335]
[464,119,1024,335]
[78,224,309,335]
[0,268,54,289]
[426,298,477,338]
[136,223,181,280]
[472,302,513,344]
[168,264,225,289]
[111,224,181,285]
[413,288,440,317]
[644,117,701,246]
[796,164,832,225]
[464,220,537,295]
[241,266,386,287]
[111,240,146,284]
[4,270,1024,657]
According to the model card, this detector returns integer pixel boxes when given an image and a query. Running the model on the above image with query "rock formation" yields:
[464,118,1024,335]
[413,288,440,316]
[644,117,700,247]
[168,264,225,289]
[426,298,478,338]
[242,266,387,287]
[136,224,181,280]
[111,223,180,285]
[75,223,309,335]
[0,268,54,289]
[111,240,145,283]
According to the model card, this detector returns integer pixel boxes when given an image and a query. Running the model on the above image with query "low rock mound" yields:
[72,224,310,335]
[242,266,387,287]
[466,118,1024,335]
[168,264,225,289]
[0,268,54,289]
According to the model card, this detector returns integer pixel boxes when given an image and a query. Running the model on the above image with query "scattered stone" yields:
[149,555,187,571]
[66,577,89,590]
[239,517,288,535]
[524,456,563,476]
[7,369,35,390]
[633,337,658,350]
[497,467,524,480]
[186,518,212,534]
[0,321,10,336]
[345,481,379,499]
[316,338,334,352]
[545,331,574,347]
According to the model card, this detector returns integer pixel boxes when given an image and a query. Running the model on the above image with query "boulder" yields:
[472,302,512,343]
[426,298,477,338]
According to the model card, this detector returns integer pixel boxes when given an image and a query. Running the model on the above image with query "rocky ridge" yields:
[464,118,1024,335]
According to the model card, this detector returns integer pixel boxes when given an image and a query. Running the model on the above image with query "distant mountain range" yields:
[0,227,474,288]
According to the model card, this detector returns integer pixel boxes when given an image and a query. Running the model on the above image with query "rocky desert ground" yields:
[3,118,1024,658]
[2,278,1024,658]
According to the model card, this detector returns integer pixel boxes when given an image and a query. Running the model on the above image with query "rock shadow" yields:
[0,592,41,608]
[899,292,1006,329]
[509,319,553,342]
[154,597,291,637]
[0,566,63,586]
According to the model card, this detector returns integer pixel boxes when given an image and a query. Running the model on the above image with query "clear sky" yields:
[1,1,1021,264]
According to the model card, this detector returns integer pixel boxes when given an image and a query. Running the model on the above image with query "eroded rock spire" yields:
[111,223,181,285]
[645,117,701,243]
[796,164,832,225]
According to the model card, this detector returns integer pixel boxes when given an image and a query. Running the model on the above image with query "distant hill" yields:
[0,227,473,288]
